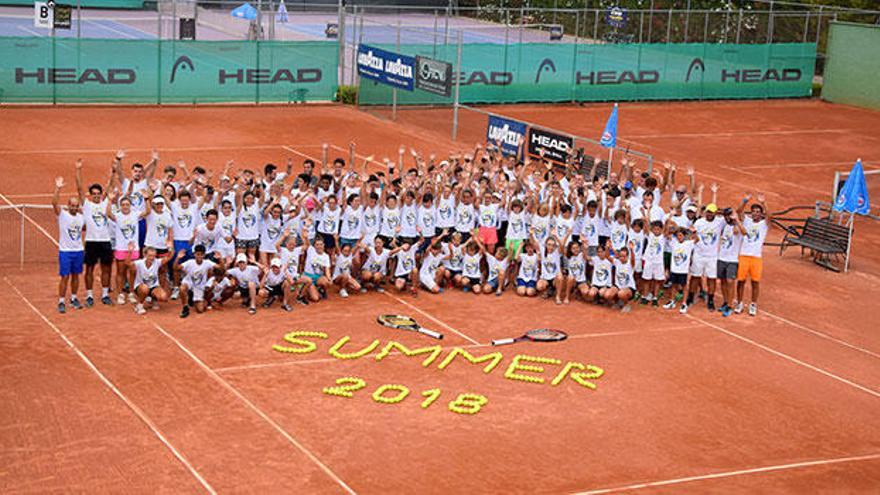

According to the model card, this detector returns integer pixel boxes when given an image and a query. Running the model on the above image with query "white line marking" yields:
[17,25,44,36]
[627,129,850,139]
[380,292,480,345]
[147,320,357,495]
[739,160,880,170]
[761,310,880,360]
[0,193,59,247]
[573,452,880,494]
[718,166,829,196]
[282,145,317,161]
[327,144,385,170]
[685,315,880,399]
[0,144,322,155]
[4,278,215,494]
[85,19,138,39]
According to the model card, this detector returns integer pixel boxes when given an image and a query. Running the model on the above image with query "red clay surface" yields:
[1,100,879,494]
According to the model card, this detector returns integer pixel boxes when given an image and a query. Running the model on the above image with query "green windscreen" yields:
[822,22,880,110]
[0,37,339,104]
[359,42,816,105]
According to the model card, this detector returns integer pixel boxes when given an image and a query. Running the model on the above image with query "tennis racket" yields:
[377,314,444,340]
[491,328,568,346]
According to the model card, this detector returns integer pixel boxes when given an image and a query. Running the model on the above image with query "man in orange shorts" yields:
[735,193,770,316]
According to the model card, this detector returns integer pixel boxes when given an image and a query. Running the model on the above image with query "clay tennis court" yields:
[2,100,880,493]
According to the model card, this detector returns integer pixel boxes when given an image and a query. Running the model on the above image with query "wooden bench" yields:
[780,216,852,272]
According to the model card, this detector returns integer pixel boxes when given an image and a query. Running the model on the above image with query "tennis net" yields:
[0,204,58,268]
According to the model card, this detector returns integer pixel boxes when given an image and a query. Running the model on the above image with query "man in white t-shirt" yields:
[735,194,771,316]
[227,253,263,315]
[687,202,725,311]
[53,176,85,314]
[75,159,114,307]
[176,245,216,318]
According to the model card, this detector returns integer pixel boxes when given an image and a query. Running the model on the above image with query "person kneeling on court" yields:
[227,253,262,315]
[259,258,293,312]
[176,245,216,318]
[130,247,172,315]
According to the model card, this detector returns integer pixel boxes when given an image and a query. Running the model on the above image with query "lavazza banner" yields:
[357,44,415,91]
[486,115,527,157]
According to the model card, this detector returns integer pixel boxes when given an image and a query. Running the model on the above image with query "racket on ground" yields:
[491,328,568,346]
[377,314,444,340]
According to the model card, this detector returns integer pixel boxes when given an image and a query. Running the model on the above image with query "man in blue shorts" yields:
[53,175,86,313]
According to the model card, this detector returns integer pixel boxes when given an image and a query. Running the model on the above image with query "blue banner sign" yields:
[486,114,527,157]
[357,44,415,91]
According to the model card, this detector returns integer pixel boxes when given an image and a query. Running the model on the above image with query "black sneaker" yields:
[651,299,659,307]
[85,296,94,308]
[101,295,113,306]
[262,296,276,308]
[180,305,190,318]
[698,290,707,301]
[58,302,66,314]
[281,304,293,312]
[707,299,716,312]
[70,298,83,310]
[241,298,251,308]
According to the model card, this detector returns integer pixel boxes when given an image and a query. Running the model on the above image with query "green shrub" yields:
[812,81,823,98]
[336,85,358,105]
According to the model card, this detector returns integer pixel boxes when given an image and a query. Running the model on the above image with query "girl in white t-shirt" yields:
[259,201,285,265]
[563,240,589,304]
[332,242,363,298]
[460,237,484,294]
[106,193,148,305]
[515,239,540,297]
[607,246,636,313]
[483,246,510,296]
[441,232,466,288]
[536,235,564,304]
[361,237,392,292]
[586,244,614,304]
[392,241,419,296]
[301,235,333,303]
[419,238,450,294]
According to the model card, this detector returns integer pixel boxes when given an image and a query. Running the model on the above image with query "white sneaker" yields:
[170,287,180,300]
[620,304,631,314]
[748,303,758,316]
[376,287,385,293]
[663,300,676,310]
[135,303,146,315]
[339,288,349,298]
[679,303,689,314]
[128,293,137,304]
[734,301,744,314]
[117,293,126,305]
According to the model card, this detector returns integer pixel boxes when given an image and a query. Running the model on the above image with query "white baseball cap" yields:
[270,258,282,268]
[235,253,248,264]
[151,196,166,205]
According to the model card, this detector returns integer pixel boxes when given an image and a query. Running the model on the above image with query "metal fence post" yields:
[393,19,400,121]
[572,9,579,102]
[76,0,81,39]
[433,9,438,57]
[684,0,691,42]
[338,0,345,88]
[647,0,654,42]
[452,31,463,140]
[803,12,810,43]
[768,0,775,43]
[639,11,644,43]
[594,9,599,40]
[172,0,177,40]
[703,11,709,43]
[815,6,823,46]
[666,8,672,43]
[736,9,742,44]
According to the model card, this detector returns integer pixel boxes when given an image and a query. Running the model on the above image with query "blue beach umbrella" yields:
[231,3,258,20]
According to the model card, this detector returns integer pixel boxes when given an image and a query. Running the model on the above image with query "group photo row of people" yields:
[51,143,771,318]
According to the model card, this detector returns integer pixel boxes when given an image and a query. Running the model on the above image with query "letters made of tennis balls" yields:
[274,331,604,391]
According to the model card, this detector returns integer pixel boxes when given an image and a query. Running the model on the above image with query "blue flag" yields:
[834,159,871,215]
[600,103,618,148]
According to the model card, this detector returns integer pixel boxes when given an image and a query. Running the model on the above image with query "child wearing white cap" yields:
[259,257,293,311]
[226,253,262,315]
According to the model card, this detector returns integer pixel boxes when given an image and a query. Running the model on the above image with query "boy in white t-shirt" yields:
[176,245,216,318]
[665,228,696,313]
[735,194,771,316]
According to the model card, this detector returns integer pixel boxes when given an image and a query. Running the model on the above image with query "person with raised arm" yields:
[52,174,85,313]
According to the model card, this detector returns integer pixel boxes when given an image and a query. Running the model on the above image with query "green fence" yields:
[359,42,816,105]
[822,22,880,110]
[0,37,339,104]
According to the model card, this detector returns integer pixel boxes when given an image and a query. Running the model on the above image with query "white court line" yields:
[739,160,880,171]
[685,314,880,400]
[147,321,357,495]
[0,144,322,155]
[762,310,880,360]
[4,278,216,494]
[626,129,850,139]
[0,193,59,247]
[572,452,880,495]
[213,324,701,374]
[84,19,138,39]
[17,25,44,37]
[718,165,829,196]
[380,292,481,345]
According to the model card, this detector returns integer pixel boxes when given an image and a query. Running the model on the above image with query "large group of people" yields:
[52,143,770,319]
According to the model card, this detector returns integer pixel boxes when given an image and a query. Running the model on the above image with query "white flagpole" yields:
[608,146,614,170]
